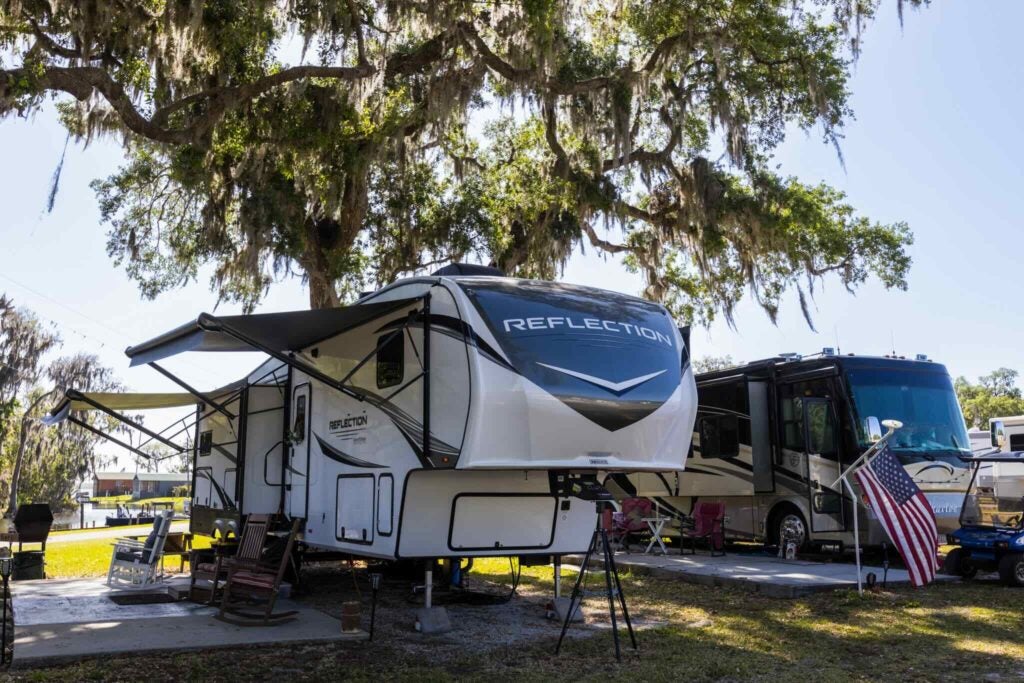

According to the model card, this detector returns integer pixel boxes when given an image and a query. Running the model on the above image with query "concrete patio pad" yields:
[11,577,365,669]
[572,550,954,598]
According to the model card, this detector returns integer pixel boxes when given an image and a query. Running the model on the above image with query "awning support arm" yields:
[67,416,160,461]
[199,295,429,403]
[338,325,405,389]
[69,391,184,452]
[148,361,236,420]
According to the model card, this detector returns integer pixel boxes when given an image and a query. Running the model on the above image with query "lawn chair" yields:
[190,514,270,605]
[609,498,653,552]
[106,510,174,588]
[216,517,302,626]
[680,501,726,556]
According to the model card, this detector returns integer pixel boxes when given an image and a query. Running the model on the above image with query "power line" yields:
[0,272,240,384]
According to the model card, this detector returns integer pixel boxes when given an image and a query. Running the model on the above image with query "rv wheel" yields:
[998,553,1024,587]
[773,508,807,552]
[943,548,978,580]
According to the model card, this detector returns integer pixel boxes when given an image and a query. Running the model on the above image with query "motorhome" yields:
[608,351,973,550]
[51,267,698,562]
[990,416,1024,452]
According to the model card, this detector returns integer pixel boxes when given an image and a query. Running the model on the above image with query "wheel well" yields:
[767,502,805,546]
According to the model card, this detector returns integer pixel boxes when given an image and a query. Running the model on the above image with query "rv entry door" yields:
[287,383,311,519]
[803,398,844,533]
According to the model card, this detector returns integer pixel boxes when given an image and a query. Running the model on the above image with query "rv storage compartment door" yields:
[336,475,374,543]
[449,494,556,551]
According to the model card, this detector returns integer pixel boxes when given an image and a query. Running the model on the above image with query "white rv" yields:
[55,268,698,562]
[609,351,973,549]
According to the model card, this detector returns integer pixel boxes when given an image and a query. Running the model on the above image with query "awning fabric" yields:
[125,297,421,367]
[42,378,248,426]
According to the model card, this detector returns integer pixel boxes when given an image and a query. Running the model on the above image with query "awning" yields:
[43,379,248,426]
[124,298,421,367]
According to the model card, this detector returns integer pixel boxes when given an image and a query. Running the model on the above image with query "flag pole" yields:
[840,474,863,595]
[831,420,903,597]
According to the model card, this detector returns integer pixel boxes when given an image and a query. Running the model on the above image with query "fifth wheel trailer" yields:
[119,270,698,560]
[609,352,973,549]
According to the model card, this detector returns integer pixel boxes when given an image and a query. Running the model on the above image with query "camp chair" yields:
[680,501,726,556]
[216,518,302,626]
[106,510,174,588]
[609,498,653,552]
[190,514,270,605]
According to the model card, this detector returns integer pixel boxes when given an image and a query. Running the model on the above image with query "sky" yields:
[1,2,1022,467]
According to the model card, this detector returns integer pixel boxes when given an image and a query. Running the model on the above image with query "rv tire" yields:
[998,553,1024,587]
[770,505,807,552]
[943,548,977,580]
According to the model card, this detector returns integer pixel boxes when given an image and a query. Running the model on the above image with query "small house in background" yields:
[133,472,190,499]
[92,472,134,497]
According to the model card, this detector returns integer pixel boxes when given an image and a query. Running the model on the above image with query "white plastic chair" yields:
[106,510,174,589]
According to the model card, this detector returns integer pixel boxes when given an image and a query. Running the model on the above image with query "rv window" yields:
[199,430,213,456]
[699,414,739,458]
[781,397,804,451]
[376,333,404,389]
[292,395,307,444]
[805,401,837,455]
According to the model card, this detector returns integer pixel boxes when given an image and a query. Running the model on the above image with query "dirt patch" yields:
[298,560,657,662]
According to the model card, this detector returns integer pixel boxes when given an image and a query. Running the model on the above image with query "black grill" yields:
[12,504,54,550]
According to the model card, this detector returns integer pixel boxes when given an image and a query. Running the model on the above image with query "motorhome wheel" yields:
[775,510,807,551]
[943,548,978,580]
[998,553,1024,587]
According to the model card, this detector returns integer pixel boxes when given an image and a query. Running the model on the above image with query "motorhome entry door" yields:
[287,383,311,519]
[803,398,845,533]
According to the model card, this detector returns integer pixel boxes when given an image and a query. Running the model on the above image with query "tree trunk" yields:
[6,392,53,516]
[301,171,369,309]
[7,415,32,516]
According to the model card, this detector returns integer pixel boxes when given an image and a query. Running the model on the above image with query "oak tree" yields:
[2,0,919,321]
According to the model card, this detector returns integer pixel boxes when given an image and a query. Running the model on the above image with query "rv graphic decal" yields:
[536,364,666,395]
[330,413,368,433]
[314,433,386,468]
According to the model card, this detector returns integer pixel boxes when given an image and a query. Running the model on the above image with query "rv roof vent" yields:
[915,353,929,361]
[431,263,505,277]
[822,347,836,356]
[779,352,801,361]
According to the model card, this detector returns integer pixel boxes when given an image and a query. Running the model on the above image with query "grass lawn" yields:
[5,551,1024,681]
[43,534,211,579]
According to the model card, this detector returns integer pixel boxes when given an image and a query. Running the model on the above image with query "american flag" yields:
[854,444,939,586]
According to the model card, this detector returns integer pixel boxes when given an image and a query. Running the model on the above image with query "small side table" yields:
[642,517,670,555]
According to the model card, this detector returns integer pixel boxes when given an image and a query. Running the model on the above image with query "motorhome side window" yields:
[292,395,307,444]
[376,333,404,389]
[780,394,804,452]
[199,430,213,456]
[805,401,837,455]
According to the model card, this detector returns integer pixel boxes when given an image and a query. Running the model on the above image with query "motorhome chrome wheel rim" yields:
[779,514,806,547]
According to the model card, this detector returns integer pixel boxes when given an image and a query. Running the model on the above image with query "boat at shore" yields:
[105,515,156,527]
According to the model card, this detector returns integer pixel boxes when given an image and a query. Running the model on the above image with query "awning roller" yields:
[124,297,421,367]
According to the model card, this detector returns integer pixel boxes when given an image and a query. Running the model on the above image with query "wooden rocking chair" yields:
[190,514,270,605]
[216,518,302,626]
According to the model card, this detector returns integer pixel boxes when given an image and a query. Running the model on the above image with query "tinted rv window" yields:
[376,333,404,389]
[292,395,307,444]
[459,279,682,431]
[199,430,213,456]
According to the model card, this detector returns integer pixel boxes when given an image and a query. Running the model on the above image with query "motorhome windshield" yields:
[960,461,1024,529]
[846,367,971,465]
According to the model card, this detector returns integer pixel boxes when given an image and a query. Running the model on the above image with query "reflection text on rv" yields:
[502,317,673,347]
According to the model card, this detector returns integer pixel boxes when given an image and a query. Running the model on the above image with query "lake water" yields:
[0,501,169,532]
